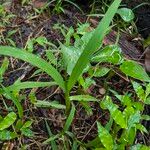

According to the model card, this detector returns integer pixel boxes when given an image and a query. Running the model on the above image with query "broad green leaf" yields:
[34,100,66,109]
[70,95,98,102]
[128,111,141,129]
[119,127,136,145]
[68,0,121,91]
[92,67,110,77]
[92,45,123,64]
[119,126,137,145]
[21,128,34,137]
[132,102,144,111]
[110,90,132,106]
[0,130,18,140]
[7,81,56,91]
[136,124,148,133]
[111,108,127,129]
[0,46,65,91]
[132,81,145,101]
[21,121,32,129]
[0,57,9,79]
[0,112,17,130]
[127,127,137,145]
[64,104,75,132]
[120,60,150,82]
[117,95,132,107]
[117,8,134,22]
[35,36,47,46]
[101,96,127,128]
[79,77,95,90]
[61,45,81,75]
[123,106,135,118]
[15,119,23,130]
[145,96,150,104]
[97,122,113,150]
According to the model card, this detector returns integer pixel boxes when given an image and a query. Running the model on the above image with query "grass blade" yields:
[45,120,57,150]
[7,81,57,91]
[70,95,98,102]
[0,46,65,91]
[43,134,60,144]
[63,104,75,132]
[67,0,121,91]
[2,86,23,118]
[0,57,9,79]
[34,100,66,109]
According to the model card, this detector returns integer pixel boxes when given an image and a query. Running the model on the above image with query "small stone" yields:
[99,88,106,95]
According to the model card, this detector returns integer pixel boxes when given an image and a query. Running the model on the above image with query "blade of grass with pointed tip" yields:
[43,134,60,144]
[7,81,57,91]
[67,0,121,91]
[45,120,57,150]
[0,46,65,91]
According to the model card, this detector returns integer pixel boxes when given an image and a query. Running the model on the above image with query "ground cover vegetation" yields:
[0,0,150,149]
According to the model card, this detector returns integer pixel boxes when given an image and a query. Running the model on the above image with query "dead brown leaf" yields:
[32,0,47,9]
